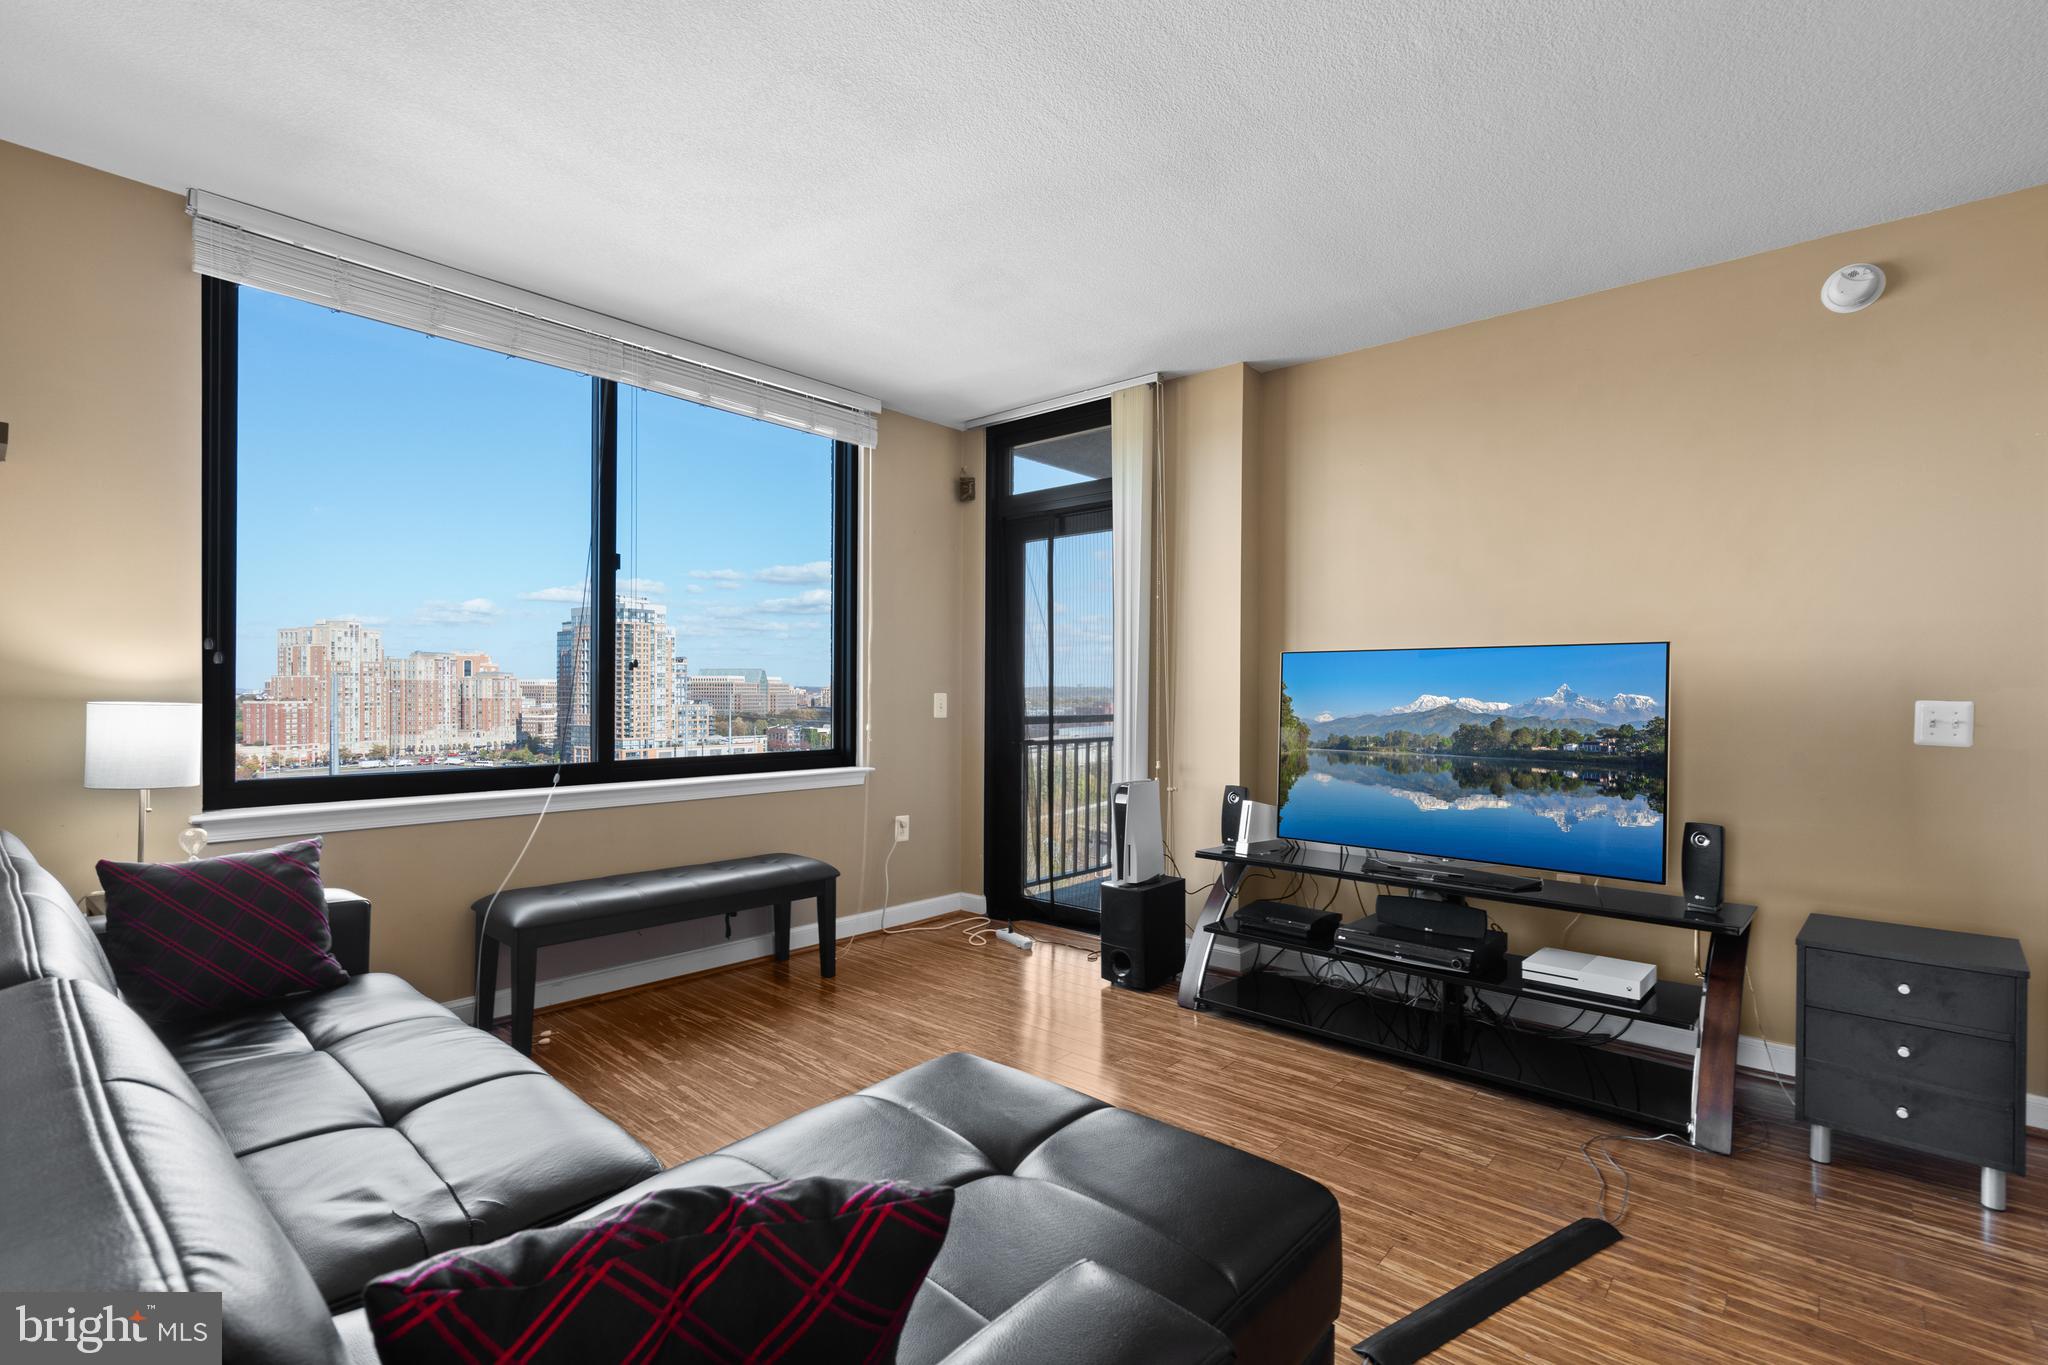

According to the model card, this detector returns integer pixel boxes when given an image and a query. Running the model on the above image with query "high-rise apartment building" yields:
[385,651,520,754]
[271,619,387,753]
[241,619,523,764]
[671,696,715,751]
[240,696,317,752]
[555,596,689,763]
[237,608,788,769]
[518,679,558,751]
[614,599,677,759]
[554,607,595,763]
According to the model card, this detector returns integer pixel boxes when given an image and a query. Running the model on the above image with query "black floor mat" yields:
[1355,1218,1622,1364]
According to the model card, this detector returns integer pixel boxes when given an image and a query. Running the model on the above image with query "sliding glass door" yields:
[985,401,1114,928]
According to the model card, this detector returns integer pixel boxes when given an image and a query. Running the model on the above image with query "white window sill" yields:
[192,766,874,843]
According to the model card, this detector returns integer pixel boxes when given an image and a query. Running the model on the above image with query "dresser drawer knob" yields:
[1896,983,1911,996]
[1896,1045,1912,1059]
[1895,1106,1910,1120]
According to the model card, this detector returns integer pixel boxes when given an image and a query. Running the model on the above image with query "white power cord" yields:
[1575,975,1789,1227]
[471,768,561,1029]
[877,836,995,945]
[1580,1131,1691,1226]
[1747,978,1798,1107]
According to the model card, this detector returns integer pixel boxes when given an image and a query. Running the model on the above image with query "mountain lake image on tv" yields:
[1278,642,1671,883]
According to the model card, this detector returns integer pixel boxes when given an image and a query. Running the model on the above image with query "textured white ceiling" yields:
[5,2,2046,426]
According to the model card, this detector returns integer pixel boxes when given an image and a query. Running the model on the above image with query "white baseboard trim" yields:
[444,892,969,1024]
[1678,1013,2048,1134]
[1205,938,1249,973]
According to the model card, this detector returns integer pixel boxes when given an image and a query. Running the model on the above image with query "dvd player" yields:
[1334,914,1507,977]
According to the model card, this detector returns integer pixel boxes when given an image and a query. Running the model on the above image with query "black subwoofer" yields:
[1099,876,1186,992]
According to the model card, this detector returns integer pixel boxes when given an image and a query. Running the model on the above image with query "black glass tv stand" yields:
[1179,843,1757,1153]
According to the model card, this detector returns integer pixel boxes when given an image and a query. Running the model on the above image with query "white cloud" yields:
[753,561,832,584]
[678,612,824,638]
[414,597,500,625]
[689,569,745,591]
[757,589,833,615]
[522,579,664,604]
[684,584,706,595]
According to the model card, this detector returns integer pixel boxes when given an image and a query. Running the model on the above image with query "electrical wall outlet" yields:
[893,814,911,842]
[1913,700,1974,747]
[933,692,948,719]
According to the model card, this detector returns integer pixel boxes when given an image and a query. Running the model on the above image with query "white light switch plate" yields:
[933,692,948,719]
[1913,700,1974,747]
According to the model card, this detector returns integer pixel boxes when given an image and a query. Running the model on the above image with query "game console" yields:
[1522,947,1657,1003]
[1232,798,1278,856]
[1233,900,1340,948]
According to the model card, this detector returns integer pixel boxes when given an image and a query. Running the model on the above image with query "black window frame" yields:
[200,277,859,811]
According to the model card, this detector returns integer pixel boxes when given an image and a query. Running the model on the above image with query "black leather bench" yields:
[471,852,839,1053]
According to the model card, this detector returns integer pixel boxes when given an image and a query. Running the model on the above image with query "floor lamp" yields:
[84,702,203,861]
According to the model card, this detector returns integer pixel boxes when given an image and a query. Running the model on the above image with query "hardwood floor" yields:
[531,924,2047,1363]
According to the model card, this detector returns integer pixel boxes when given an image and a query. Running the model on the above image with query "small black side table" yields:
[1797,913,2028,1210]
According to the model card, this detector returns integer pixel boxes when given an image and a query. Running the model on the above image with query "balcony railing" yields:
[1021,715,1114,903]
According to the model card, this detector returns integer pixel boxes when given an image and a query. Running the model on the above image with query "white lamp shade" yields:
[84,702,203,790]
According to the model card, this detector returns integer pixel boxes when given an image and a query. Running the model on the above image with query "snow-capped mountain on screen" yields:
[1387,694,1515,715]
[1303,682,1663,742]
[1515,684,1664,724]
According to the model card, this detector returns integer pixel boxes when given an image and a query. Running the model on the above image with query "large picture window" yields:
[202,280,857,810]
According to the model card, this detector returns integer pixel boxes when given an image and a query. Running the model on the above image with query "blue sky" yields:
[1282,643,1668,720]
[236,289,837,690]
[1020,531,1115,696]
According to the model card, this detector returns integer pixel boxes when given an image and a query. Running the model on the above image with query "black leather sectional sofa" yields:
[1,831,1341,1363]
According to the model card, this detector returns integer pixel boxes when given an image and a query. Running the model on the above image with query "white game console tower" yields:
[1523,947,1658,1003]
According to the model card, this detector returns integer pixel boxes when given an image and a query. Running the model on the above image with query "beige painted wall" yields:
[1160,365,1266,895]
[1166,185,2048,1084]
[0,140,977,1003]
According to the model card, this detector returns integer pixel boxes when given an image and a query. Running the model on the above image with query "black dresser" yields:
[1797,913,2028,1209]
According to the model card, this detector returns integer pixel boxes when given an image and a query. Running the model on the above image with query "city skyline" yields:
[236,601,830,776]
[234,288,841,692]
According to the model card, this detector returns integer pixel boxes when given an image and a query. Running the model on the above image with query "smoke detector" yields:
[1821,264,1886,314]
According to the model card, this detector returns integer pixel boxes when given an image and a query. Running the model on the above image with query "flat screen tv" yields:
[1278,642,1671,884]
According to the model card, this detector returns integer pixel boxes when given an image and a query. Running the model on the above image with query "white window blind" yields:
[188,190,880,446]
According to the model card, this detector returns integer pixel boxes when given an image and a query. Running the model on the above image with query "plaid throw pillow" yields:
[97,837,348,1022]
[364,1178,952,1365]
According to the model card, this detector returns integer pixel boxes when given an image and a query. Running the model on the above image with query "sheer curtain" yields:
[1110,383,1156,785]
